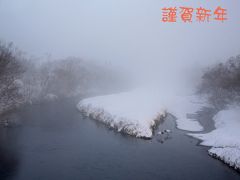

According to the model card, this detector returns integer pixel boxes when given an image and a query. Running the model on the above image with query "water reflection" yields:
[0,128,19,180]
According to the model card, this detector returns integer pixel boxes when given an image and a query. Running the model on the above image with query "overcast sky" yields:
[0,0,240,84]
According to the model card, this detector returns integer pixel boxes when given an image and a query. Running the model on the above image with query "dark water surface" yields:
[0,99,239,180]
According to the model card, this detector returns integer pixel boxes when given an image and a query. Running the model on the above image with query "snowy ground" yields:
[190,106,240,170]
[77,88,206,138]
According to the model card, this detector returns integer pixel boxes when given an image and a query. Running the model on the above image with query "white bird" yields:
[157,131,164,135]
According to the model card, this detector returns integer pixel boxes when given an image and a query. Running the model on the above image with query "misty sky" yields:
[0,0,240,82]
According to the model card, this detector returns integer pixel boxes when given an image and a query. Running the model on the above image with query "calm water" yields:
[0,99,239,180]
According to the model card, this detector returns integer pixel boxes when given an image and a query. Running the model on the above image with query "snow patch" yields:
[77,88,205,138]
[190,106,240,170]
[167,96,204,132]
[209,147,240,170]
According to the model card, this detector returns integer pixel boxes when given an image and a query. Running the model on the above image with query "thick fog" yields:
[0,0,240,89]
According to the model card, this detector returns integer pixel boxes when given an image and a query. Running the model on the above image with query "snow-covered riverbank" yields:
[190,106,240,170]
[77,88,206,138]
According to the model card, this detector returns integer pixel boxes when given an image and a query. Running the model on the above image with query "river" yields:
[0,98,239,180]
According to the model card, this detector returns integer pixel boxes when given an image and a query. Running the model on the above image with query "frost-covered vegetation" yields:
[0,42,125,120]
[0,42,25,116]
[199,55,240,109]
[20,57,124,103]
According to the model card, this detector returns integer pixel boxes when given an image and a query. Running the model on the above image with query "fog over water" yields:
[0,0,240,87]
[1,2,240,178]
